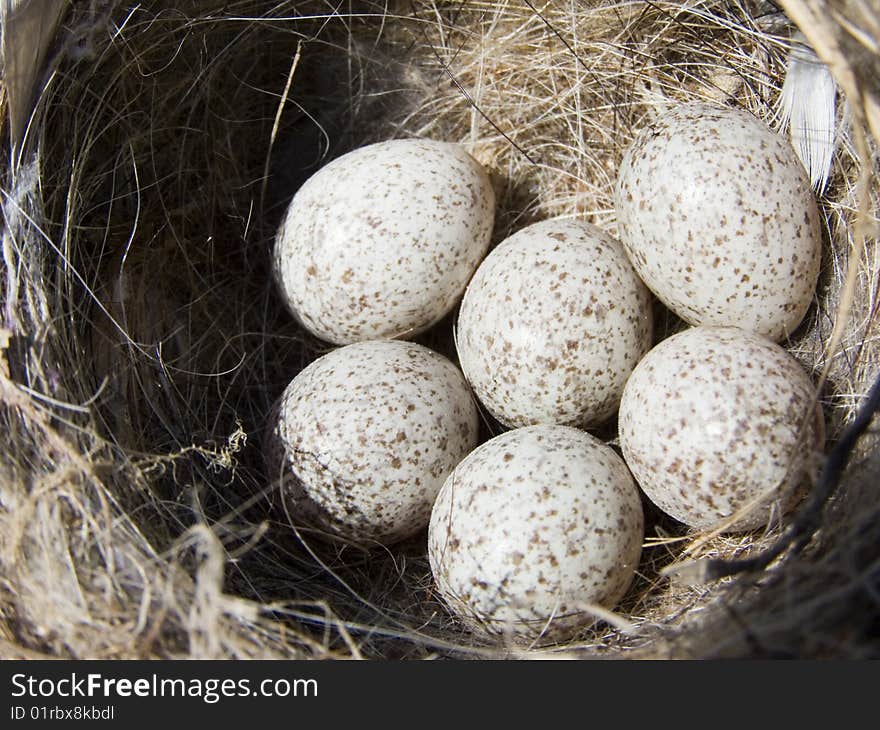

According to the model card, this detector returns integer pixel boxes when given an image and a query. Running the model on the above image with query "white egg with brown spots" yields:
[618,326,824,532]
[428,425,644,643]
[265,340,479,545]
[615,103,822,342]
[273,138,495,345]
[455,218,652,429]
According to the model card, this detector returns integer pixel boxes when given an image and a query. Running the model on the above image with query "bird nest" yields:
[1,0,878,659]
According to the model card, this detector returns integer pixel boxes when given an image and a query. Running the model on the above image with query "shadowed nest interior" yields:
[0,0,878,658]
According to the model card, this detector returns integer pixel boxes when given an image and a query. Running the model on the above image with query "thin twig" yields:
[261,39,303,215]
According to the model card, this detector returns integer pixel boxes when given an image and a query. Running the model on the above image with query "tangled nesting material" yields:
[0,0,878,659]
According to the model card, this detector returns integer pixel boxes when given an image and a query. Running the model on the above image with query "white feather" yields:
[777,35,837,195]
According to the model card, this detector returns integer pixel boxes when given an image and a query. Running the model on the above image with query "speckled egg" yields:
[428,425,644,642]
[618,326,824,532]
[455,218,652,429]
[615,103,822,342]
[265,340,479,545]
[273,138,495,345]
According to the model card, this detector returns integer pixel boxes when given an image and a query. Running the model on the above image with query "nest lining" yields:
[0,0,879,659]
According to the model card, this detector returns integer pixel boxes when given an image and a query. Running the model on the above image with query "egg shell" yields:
[273,138,495,345]
[428,424,644,643]
[614,102,822,342]
[455,218,652,429]
[618,326,824,532]
[265,340,480,545]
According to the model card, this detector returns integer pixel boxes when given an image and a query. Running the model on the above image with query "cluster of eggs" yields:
[265,103,825,643]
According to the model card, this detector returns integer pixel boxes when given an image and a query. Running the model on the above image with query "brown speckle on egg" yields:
[273,139,495,345]
[618,326,825,532]
[614,103,822,342]
[428,425,644,643]
[455,218,652,429]
[265,340,480,545]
